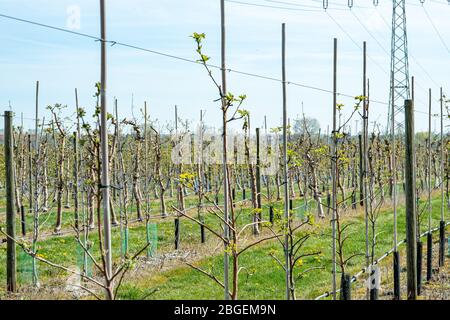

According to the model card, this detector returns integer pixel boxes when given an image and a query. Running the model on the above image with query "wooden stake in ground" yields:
[99,0,113,299]
[28,134,33,215]
[404,99,417,300]
[73,132,79,230]
[331,37,338,301]
[281,23,290,301]
[220,0,230,301]
[32,80,40,287]
[256,127,262,227]
[362,41,370,301]
[439,87,445,268]
[391,70,400,300]
[5,110,17,293]
[427,88,433,282]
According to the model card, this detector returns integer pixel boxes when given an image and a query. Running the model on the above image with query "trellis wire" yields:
[314,221,450,300]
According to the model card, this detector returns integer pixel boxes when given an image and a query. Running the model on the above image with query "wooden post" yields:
[32,80,40,287]
[256,128,262,212]
[417,241,423,295]
[439,87,445,268]
[5,110,17,292]
[28,134,33,213]
[264,115,271,205]
[220,0,230,300]
[331,37,338,301]
[174,106,182,250]
[362,41,370,301]
[358,134,363,206]
[269,205,274,225]
[427,88,433,282]
[20,206,26,237]
[391,71,400,300]
[99,0,113,299]
[281,23,290,301]
[73,132,79,230]
[174,218,180,250]
[404,99,417,300]
[339,273,351,300]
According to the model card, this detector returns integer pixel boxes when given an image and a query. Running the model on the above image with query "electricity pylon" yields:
[388,0,410,132]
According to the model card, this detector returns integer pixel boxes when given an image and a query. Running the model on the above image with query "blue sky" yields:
[0,0,449,133]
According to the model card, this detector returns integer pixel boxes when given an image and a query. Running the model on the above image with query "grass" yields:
[0,187,448,300]
[116,192,448,300]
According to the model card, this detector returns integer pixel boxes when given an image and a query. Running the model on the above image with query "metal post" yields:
[388,0,410,130]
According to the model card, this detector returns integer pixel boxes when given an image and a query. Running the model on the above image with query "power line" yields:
[350,7,440,105]
[350,9,390,56]
[230,0,446,93]
[350,4,442,117]
[309,0,366,8]
[421,5,450,56]
[0,11,384,105]
[226,0,361,11]
[262,0,336,10]
[325,10,389,78]
[0,13,99,41]
[263,0,351,10]
[324,9,443,122]
[374,6,441,89]
[0,11,446,121]
[228,0,445,93]
[224,0,325,12]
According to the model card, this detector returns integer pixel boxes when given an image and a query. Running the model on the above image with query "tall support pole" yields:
[388,0,410,131]
[28,134,33,214]
[404,99,417,300]
[256,128,262,216]
[5,111,16,292]
[281,23,290,301]
[27,135,32,231]
[73,132,79,231]
[439,87,446,268]
[99,0,113,298]
[427,89,433,282]
[76,88,88,276]
[331,38,338,301]
[35,81,39,148]
[391,71,401,300]
[144,102,152,258]
[174,105,180,250]
[264,115,271,204]
[32,80,40,287]
[411,76,422,295]
[358,134,364,207]
[362,41,370,300]
[220,0,230,301]
[33,81,39,217]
